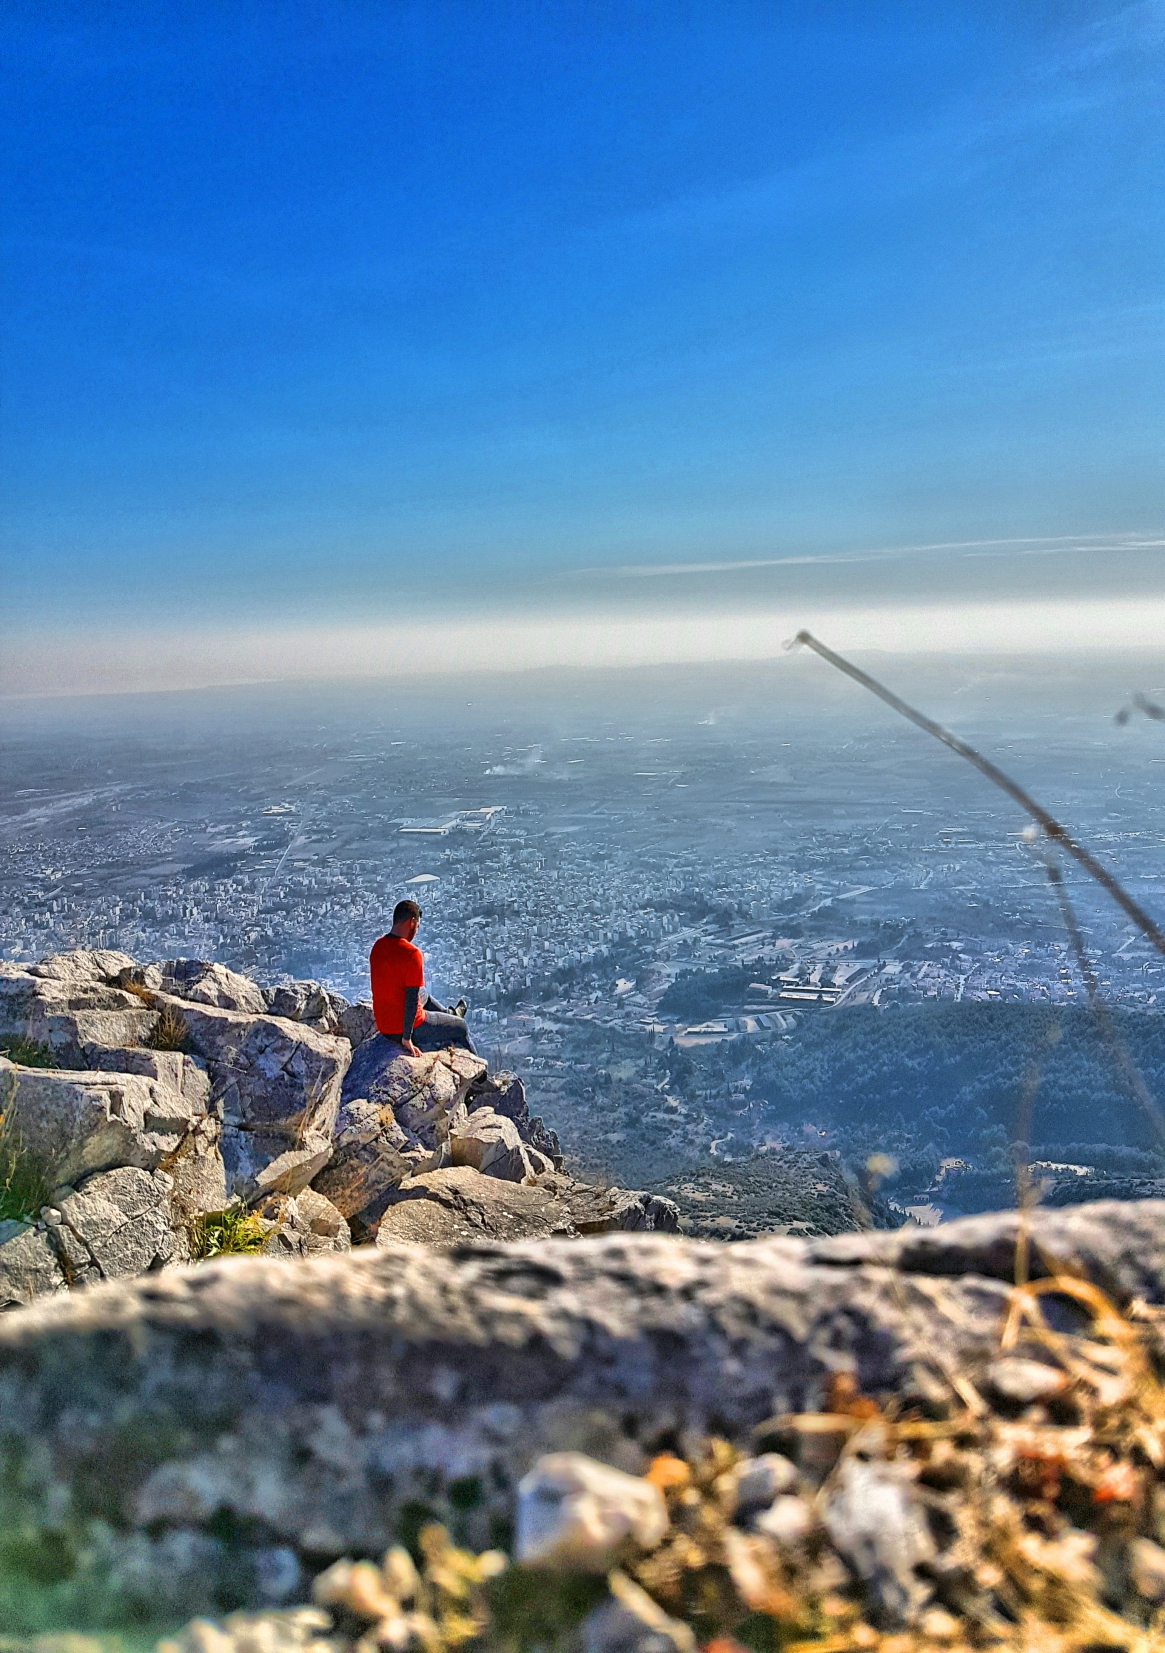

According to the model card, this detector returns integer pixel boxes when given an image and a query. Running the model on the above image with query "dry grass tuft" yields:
[146,1002,190,1053]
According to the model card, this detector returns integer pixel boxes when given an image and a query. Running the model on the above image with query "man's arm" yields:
[400,985,421,1055]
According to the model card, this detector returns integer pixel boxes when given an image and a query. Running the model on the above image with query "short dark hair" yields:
[393,899,422,925]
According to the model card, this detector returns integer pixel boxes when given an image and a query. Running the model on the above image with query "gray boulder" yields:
[0,1201,1158,1615]
[374,1165,578,1245]
[47,1166,176,1285]
[153,996,350,1198]
[340,1038,485,1121]
[466,1068,564,1168]
[0,1055,213,1190]
[0,959,157,1062]
[118,959,268,1017]
[310,1096,429,1224]
[263,980,352,1037]
[0,1221,67,1308]
[315,1044,486,1230]
[28,949,137,986]
[448,1106,538,1183]
[337,1001,376,1048]
[254,1188,352,1257]
[535,1176,682,1235]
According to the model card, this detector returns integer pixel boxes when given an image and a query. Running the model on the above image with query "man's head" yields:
[390,899,422,940]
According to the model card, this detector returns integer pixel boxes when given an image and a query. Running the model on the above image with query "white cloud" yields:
[7,596,1165,698]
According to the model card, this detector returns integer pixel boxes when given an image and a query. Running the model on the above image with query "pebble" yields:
[730,1453,801,1518]
[822,1457,934,1630]
[985,1357,1069,1407]
[1132,1536,1165,1603]
[516,1451,669,1571]
[753,1494,815,1547]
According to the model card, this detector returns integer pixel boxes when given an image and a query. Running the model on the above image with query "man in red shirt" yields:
[369,900,476,1056]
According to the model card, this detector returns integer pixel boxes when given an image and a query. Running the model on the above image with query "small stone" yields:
[822,1456,934,1630]
[312,1557,397,1620]
[516,1451,669,1571]
[919,1607,961,1644]
[985,1358,1069,1407]
[754,1494,815,1547]
[381,1545,420,1603]
[730,1453,801,1518]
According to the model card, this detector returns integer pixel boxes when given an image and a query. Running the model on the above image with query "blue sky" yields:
[3,2,1163,691]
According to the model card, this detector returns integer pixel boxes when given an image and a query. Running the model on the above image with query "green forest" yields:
[649,1001,1165,1193]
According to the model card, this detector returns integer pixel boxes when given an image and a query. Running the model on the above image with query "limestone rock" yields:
[0,1056,212,1187]
[310,1096,425,1224]
[84,1045,212,1110]
[0,1221,67,1308]
[0,1202,1157,1615]
[154,997,349,1197]
[466,1068,563,1168]
[539,1176,681,1236]
[807,1199,1165,1305]
[264,981,351,1037]
[79,1047,226,1219]
[252,1132,335,1198]
[602,1189,682,1234]
[337,1001,376,1049]
[52,1166,176,1285]
[120,959,268,1017]
[29,948,137,985]
[254,1189,351,1257]
[341,1038,484,1135]
[0,960,157,1061]
[515,1451,668,1570]
[449,1106,537,1184]
[374,1165,577,1244]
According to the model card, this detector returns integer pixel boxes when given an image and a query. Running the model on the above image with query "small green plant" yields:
[189,1204,268,1260]
[0,1116,51,1226]
[0,1038,54,1069]
[145,1004,190,1053]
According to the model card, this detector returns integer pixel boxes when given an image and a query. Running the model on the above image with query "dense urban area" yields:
[4,655,1165,1230]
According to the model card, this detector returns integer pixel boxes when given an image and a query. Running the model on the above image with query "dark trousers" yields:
[402,993,476,1054]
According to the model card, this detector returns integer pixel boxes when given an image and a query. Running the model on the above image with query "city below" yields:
[4,654,1165,1220]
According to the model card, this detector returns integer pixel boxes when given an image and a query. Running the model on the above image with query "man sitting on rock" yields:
[370,900,477,1056]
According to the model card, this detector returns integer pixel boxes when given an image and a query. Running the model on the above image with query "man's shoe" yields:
[453,999,468,1019]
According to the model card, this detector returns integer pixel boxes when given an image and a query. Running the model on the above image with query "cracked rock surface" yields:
[0,1200,1158,1618]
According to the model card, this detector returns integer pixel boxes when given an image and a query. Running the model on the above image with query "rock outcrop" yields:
[0,952,158,1061]
[374,1165,580,1243]
[0,1055,211,1187]
[0,948,676,1317]
[0,1201,1157,1620]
